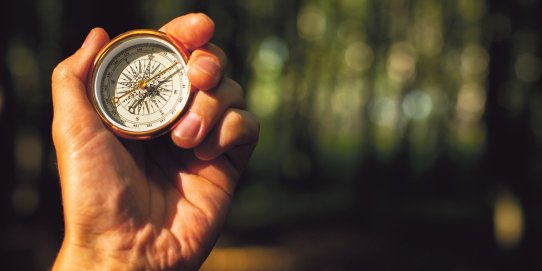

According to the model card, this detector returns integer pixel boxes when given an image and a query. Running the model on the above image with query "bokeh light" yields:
[515,53,542,83]
[297,5,326,42]
[2,0,542,270]
[494,191,524,250]
[402,90,433,121]
[388,42,417,84]
[344,42,374,72]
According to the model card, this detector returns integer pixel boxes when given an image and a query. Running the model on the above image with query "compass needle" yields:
[147,61,180,82]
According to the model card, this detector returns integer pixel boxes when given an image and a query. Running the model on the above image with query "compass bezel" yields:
[88,29,194,140]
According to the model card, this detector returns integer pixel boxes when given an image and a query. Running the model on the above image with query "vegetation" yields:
[1,0,541,269]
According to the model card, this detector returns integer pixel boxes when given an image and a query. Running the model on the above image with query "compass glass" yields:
[90,30,191,139]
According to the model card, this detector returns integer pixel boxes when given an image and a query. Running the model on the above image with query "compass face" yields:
[90,30,191,139]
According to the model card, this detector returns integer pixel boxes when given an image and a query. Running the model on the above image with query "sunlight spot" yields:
[456,83,486,123]
[254,36,289,75]
[344,41,374,72]
[494,191,524,250]
[369,97,399,128]
[388,42,417,83]
[297,5,327,41]
[461,45,489,79]
[515,53,542,83]
[403,90,433,121]
[11,186,40,215]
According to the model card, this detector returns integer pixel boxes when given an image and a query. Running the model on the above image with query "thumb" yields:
[51,28,110,150]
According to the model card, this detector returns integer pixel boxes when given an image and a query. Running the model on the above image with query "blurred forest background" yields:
[1,0,542,270]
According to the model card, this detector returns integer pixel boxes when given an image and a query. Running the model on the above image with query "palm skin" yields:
[52,14,258,270]
[59,127,234,269]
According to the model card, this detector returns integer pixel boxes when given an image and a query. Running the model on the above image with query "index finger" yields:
[159,13,215,51]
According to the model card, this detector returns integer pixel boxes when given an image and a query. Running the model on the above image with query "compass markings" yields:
[102,43,188,126]
[151,63,160,76]
[156,93,168,102]
[122,72,133,81]
[145,59,151,78]
[144,101,150,115]
[158,86,172,93]
[129,65,138,77]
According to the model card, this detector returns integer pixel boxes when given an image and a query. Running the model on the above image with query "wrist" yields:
[53,241,139,271]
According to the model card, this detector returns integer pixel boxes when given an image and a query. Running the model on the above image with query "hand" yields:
[51,13,259,270]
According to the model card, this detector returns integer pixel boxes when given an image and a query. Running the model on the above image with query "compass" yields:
[88,29,193,139]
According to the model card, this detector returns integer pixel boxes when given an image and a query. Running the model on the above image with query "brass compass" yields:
[88,29,194,139]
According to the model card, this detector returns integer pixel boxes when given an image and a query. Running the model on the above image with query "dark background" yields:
[1,0,542,270]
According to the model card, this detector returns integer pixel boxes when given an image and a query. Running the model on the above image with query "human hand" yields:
[51,13,259,270]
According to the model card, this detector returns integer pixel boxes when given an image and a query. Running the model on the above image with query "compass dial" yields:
[89,30,192,139]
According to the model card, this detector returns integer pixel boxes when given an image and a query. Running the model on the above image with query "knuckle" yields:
[222,78,245,108]
[204,43,228,67]
[247,113,261,142]
[229,109,245,126]
[253,116,261,139]
[224,77,242,92]
[51,61,71,83]
[191,91,217,115]
[215,47,228,67]
[51,114,68,147]
[226,109,259,143]
[51,117,61,146]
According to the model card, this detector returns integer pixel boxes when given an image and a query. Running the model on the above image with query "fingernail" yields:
[192,56,220,80]
[174,112,201,140]
[81,29,95,49]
